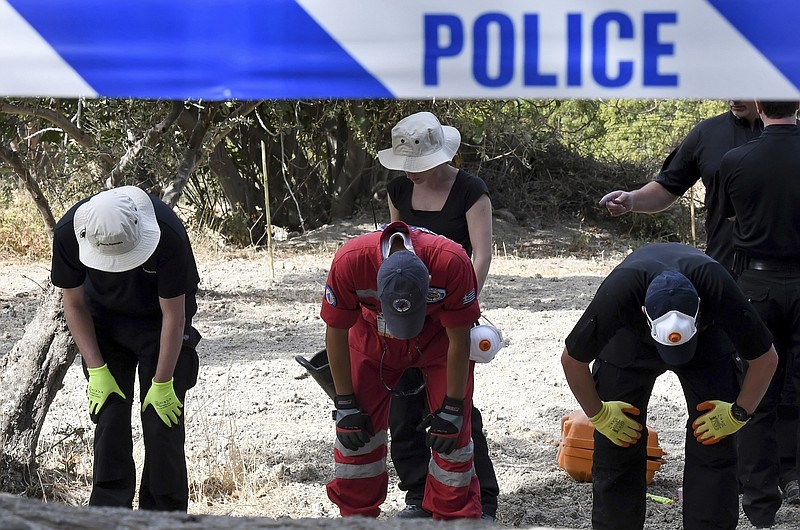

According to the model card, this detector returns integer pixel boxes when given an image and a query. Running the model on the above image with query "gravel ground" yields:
[3,217,797,529]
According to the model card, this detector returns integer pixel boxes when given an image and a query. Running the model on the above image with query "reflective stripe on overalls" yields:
[334,430,388,480]
[428,439,475,487]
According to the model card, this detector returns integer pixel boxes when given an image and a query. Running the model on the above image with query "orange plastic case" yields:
[557,409,666,484]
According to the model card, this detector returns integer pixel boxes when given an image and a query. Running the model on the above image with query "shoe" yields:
[396,504,432,519]
[481,513,496,522]
[783,480,800,505]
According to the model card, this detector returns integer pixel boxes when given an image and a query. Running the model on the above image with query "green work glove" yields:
[692,400,747,445]
[86,363,126,415]
[590,401,642,447]
[142,378,183,427]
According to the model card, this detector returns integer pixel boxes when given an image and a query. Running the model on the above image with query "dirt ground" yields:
[2,216,798,529]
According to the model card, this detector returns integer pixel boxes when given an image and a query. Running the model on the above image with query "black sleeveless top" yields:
[388,169,489,256]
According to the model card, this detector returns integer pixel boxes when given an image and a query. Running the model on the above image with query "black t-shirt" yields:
[565,243,772,365]
[51,192,200,323]
[387,169,489,255]
[718,124,800,259]
[655,111,763,269]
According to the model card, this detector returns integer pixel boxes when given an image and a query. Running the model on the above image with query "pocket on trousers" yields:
[176,327,201,390]
[183,326,202,349]
[178,348,199,390]
[739,277,770,305]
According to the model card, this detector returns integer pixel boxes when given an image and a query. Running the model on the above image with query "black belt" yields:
[748,258,800,272]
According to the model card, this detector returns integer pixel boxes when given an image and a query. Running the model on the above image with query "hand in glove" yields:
[333,394,375,451]
[692,400,747,445]
[417,396,464,455]
[590,401,642,447]
[87,363,126,415]
[142,378,183,427]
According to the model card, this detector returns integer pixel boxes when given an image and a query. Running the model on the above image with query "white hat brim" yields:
[377,125,461,173]
[73,186,161,273]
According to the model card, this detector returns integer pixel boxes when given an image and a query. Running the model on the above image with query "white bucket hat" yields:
[377,111,461,173]
[73,186,161,273]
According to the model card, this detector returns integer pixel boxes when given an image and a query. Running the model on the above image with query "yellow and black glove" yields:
[692,400,748,445]
[590,401,642,447]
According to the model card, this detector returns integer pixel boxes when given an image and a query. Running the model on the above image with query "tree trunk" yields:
[163,106,214,208]
[0,284,78,491]
[329,115,369,221]
[209,142,261,219]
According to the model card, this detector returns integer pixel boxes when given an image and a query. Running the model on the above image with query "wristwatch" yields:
[731,403,752,422]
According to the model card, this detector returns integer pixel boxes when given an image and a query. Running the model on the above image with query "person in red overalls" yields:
[320,220,481,520]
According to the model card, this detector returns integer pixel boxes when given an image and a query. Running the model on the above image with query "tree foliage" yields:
[0,98,724,253]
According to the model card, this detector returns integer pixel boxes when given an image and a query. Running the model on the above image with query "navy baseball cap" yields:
[378,250,429,339]
[644,270,700,366]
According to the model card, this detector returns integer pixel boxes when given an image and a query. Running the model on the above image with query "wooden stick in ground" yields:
[261,140,274,279]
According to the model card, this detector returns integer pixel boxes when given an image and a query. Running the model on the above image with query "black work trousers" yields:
[591,331,740,530]
[84,316,200,511]
[736,269,800,525]
[778,390,798,490]
[388,367,500,517]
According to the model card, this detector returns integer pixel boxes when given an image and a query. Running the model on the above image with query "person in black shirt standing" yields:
[378,111,499,520]
[562,243,777,530]
[600,100,762,272]
[51,186,201,511]
[718,100,800,526]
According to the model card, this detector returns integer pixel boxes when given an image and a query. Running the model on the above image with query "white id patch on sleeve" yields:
[426,287,446,303]
[324,285,337,307]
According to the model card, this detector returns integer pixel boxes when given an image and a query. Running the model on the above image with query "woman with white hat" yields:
[378,111,498,520]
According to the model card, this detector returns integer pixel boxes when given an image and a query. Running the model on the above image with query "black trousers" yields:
[83,316,200,511]
[388,367,500,517]
[591,331,740,530]
[736,269,800,525]
[777,297,799,491]
[778,393,798,490]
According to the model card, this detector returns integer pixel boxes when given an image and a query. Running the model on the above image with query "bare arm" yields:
[599,181,680,217]
[561,347,602,417]
[388,196,400,223]
[466,194,492,295]
[62,285,105,368]
[326,325,353,396]
[736,345,778,414]
[155,294,186,383]
[445,326,471,399]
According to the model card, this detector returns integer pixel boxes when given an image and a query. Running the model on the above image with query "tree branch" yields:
[162,101,260,208]
[208,101,261,149]
[105,101,184,188]
[0,144,56,237]
[0,101,115,172]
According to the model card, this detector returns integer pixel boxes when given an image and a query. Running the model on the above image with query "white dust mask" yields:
[646,308,698,346]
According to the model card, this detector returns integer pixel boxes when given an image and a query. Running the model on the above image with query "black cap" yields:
[378,251,429,339]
